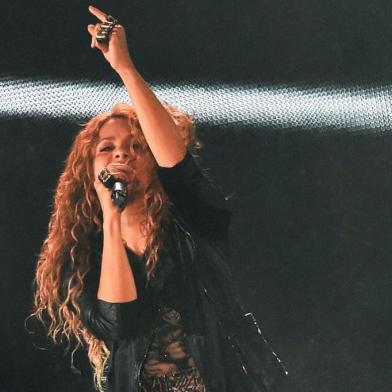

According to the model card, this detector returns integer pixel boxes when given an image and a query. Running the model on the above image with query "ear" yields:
[178,126,191,146]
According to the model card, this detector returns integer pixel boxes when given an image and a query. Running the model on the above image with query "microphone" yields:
[98,168,128,209]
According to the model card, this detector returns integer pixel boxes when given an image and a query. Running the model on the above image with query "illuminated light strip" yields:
[1,77,392,131]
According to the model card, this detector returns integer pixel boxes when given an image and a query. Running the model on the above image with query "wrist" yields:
[103,209,121,226]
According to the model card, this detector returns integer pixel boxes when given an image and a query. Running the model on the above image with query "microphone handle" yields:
[111,181,128,209]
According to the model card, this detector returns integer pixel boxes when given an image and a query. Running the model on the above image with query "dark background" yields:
[1,0,392,391]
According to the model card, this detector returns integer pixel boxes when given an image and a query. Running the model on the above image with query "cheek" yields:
[135,156,155,181]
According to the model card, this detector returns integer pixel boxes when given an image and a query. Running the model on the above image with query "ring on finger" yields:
[96,15,119,44]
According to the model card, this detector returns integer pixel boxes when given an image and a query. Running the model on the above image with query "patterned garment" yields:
[140,366,206,392]
[140,306,207,392]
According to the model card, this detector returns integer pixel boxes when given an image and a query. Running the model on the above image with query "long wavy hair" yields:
[32,102,200,390]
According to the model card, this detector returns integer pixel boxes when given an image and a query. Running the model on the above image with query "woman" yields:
[33,6,288,392]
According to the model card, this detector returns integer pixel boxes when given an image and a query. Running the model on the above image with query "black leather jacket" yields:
[73,152,288,392]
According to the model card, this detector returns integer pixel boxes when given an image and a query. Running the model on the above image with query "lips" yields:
[108,163,136,183]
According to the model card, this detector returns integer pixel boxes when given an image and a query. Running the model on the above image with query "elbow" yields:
[156,149,188,169]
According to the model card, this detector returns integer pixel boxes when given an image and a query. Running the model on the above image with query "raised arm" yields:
[88,6,187,168]
[87,6,231,240]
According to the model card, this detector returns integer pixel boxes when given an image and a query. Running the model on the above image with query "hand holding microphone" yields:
[98,168,128,209]
[97,163,134,210]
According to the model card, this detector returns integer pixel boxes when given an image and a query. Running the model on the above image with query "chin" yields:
[126,180,143,199]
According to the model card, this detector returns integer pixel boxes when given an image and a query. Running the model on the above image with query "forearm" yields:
[97,213,137,302]
[88,6,186,167]
[117,65,187,167]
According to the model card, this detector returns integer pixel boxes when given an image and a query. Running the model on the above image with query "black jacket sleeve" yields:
[77,266,141,342]
[157,151,231,240]
[62,256,141,343]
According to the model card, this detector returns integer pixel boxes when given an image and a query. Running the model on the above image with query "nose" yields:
[114,148,136,162]
[114,150,128,159]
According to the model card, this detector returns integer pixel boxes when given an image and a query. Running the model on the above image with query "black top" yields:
[123,246,200,381]
[62,151,288,392]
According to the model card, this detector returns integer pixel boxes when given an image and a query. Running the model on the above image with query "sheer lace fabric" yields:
[140,306,206,392]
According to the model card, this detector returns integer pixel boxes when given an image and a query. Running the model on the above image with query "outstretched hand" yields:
[87,5,134,73]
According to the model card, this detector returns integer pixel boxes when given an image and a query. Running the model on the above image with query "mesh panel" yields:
[2,77,392,131]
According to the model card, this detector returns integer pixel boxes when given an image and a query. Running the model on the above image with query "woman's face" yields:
[93,117,155,198]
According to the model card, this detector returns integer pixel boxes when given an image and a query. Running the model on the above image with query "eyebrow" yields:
[98,136,115,142]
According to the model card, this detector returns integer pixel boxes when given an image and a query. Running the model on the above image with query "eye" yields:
[132,142,143,152]
[99,145,112,152]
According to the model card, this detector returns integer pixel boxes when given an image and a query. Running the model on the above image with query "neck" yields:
[120,196,148,254]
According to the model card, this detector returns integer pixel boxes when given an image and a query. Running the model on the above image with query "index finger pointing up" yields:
[88,5,108,22]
